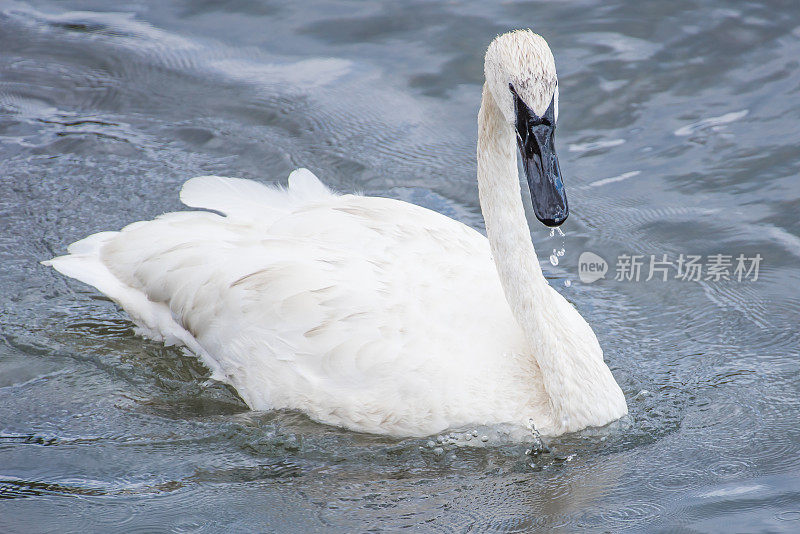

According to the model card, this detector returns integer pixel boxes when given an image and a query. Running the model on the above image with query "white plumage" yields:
[44,30,627,438]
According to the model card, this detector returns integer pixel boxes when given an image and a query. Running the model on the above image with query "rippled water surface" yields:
[2,0,800,531]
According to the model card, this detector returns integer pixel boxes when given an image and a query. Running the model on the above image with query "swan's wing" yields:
[180,168,332,221]
[45,170,523,434]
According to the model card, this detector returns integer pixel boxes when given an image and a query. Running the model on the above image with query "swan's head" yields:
[485,30,567,227]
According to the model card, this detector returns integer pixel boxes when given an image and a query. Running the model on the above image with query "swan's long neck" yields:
[477,83,550,337]
[477,83,626,432]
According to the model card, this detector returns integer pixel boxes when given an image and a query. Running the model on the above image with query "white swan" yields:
[44,30,627,438]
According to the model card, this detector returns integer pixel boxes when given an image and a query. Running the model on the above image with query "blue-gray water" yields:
[2,0,800,532]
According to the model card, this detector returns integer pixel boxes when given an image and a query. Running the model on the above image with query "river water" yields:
[2,0,800,532]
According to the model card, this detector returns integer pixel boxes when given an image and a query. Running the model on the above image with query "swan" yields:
[43,30,627,438]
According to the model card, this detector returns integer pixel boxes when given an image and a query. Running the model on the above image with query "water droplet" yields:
[471,430,479,437]
[550,254,559,266]
[549,228,555,238]
[481,435,489,443]
[433,447,444,456]
[426,440,435,448]
[464,434,472,441]
[557,247,565,257]
[564,280,572,287]
[556,227,565,237]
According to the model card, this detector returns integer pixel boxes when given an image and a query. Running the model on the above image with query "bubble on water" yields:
[426,440,435,448]
[433,447,444,456]
[481,435,489,443]
[464,434,472,441]
[564,280,572,287]
[471,430,479,437]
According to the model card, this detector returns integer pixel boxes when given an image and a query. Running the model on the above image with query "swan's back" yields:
[46,169,541,436]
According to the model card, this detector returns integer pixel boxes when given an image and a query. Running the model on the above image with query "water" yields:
[2,0,800,531]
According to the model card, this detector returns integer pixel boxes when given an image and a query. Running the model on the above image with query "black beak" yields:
[511,84,568,227]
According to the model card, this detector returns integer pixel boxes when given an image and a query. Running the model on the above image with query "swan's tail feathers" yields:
[42,231,120,294]
[41,232,227,381]
[180,168,333,220]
